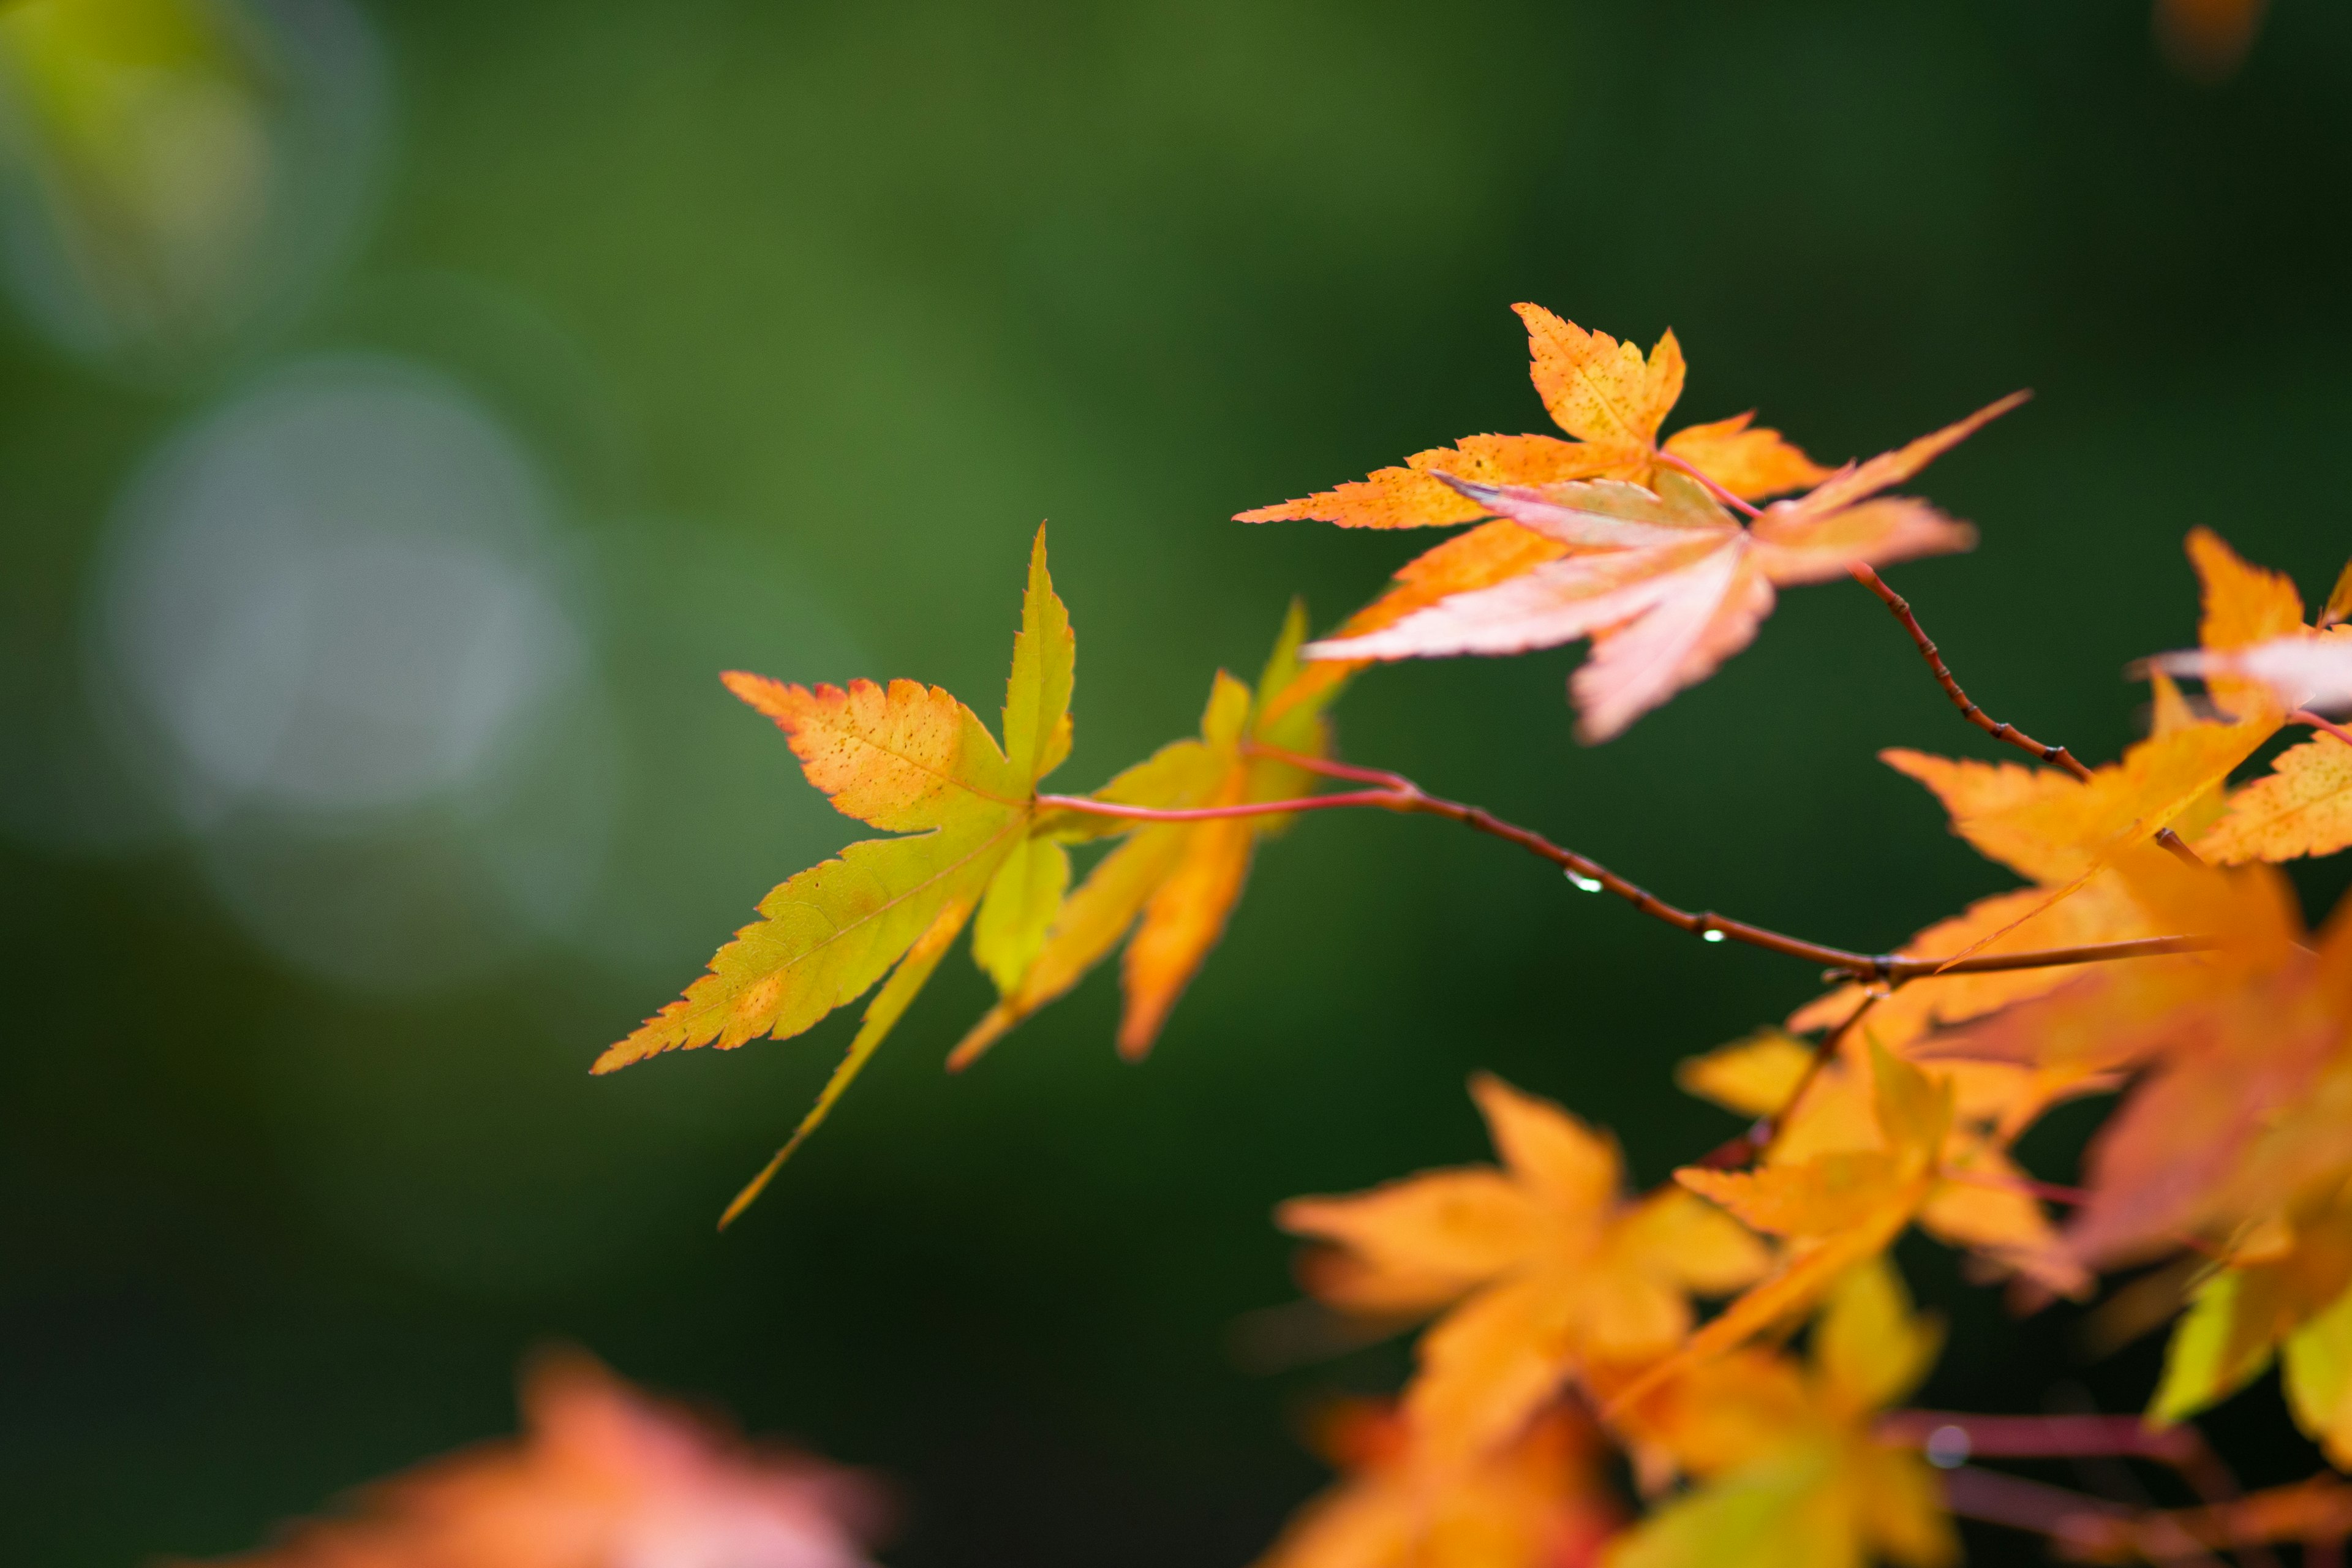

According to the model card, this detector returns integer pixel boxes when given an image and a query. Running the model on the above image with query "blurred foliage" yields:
[4,1,2352,1564]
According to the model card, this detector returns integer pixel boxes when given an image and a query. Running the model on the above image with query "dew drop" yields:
[1924,1425,1972,1469]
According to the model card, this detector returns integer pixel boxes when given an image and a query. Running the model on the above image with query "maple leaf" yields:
[197,1351,882,1568]
[594,526,1076,1219]
[1604,1260,1956,1568]
[1255,1397,1619,1568]
[1924,857,2352,1276]
[1890,528,2305,886]
[1278,1073,1769,1466]
[1678,1031,2082,1295]
[948,603,1338,1068]
[1234,306,1830,727]
[1611,1044,1957,1412]
[2201,733,2352,865]
[1849,529,2308,985]
[1784,671,2220,1102]
[1298,399,2010,741]
[1777,530,2320,1135]
[1237,304,1826,535]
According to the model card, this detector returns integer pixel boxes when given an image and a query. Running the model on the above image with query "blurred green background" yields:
[4,0,2350,1561]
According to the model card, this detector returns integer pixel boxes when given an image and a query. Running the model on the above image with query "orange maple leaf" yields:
[1238,305,1825,535]
[1255,1398,1619,1568]
[1279,1074,1768,1467]
[1302,398,2004,740]
[195,1352,882,1568]
[1850,529,2305,982]
[1235,306,1832,726]
[950,603,1338,1068]
[1788,673,2219,1072]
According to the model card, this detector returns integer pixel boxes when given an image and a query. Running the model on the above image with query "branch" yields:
[1654,450,1764,518]
[1047,755,2219,984]
[1883,1413,2287,1568]
[1929,1466,2169,1563]
[1847,564,2092,779]
[1038,790,1409,821]
[1882,1411,2198,1464]
[1849,563,2207,867]
[2297,709,2352,749]
[2040,1476,2352,1565]
[1687,993,1877,1171]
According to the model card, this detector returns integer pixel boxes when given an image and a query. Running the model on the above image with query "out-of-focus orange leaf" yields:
[1604,1261,1955,1568]
[1926,858,2352,1276]
[2155,0,2269,82]
[1612,1046,1958,1412]
[951,603,1338,1068]
[1291,398,2009,741]
[1255,1398,1619,1568]
[195,1352,883,1568]
[1679,1031,2082,1294]
[1280,1074,1768,1467]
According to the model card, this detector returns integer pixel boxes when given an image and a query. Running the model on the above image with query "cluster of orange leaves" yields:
[587,302,2352,1565]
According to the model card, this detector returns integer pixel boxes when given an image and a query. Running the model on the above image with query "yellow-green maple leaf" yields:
[594,525,1076,1220]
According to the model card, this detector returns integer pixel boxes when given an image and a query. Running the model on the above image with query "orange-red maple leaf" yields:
[197,1352,883,1568]
[1782,531,2320,1121]
[1280,1074,1768,1467]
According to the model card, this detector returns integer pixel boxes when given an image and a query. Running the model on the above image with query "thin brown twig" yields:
[1654,450,1765,518]
[1847,562,2092,779]
[1038,790,1409,821]
[1238,745,2216,981]
[1882,1412,2281,1568]
[1847,562,2206,867]
[1883,1411,2198,1463]
[1690,992,1879,1170]
[1047,763,2218,984]
[1933,1464,2144,1559]
[2296,709,2352,748]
